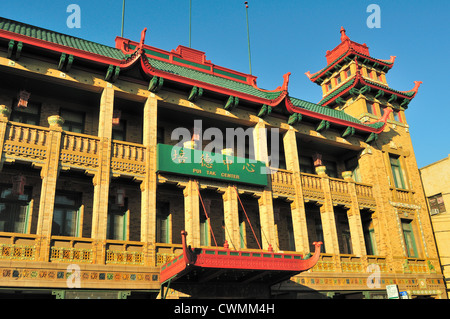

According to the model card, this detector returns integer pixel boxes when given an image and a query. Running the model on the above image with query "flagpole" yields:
[244,1,252,75]
[121,0,125,37]
[189,0,192,47]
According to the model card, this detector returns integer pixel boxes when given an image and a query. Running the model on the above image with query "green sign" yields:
[156,144,268,186]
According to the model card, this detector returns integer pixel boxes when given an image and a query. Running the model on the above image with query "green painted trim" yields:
[173,56,210,71]
[213,68,247,82]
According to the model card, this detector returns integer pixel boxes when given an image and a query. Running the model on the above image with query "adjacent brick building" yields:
[0,18,444,298]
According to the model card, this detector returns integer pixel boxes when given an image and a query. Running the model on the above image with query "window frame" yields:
[401,219,418,258]
[10,100,41,126]
[52,191,82,237]
[0,184,32,234]
[107,197,128,240]
[59,108,85,133]
[389,154,406,189]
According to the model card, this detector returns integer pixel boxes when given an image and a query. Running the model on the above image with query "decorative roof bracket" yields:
[342,126,355,138]
[188,86,203,102]
[288,113,302,126]
[7,40,23,60]
[388,94,397,103]
[224,96,239,111]
[316,120,330,132]
[58,53,74,72]
[257,104,272,118]
[359,85,371,94]
[349,88,360,96]
[335,97,346,106]
[105,64,120,82]
[148,76,164,93]
[375,90,385,99]
[365,132,378,143]
[400,98,410,108]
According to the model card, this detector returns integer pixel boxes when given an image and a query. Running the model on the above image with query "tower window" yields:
[367,102,374,115]
[336,76,342,85]
[326,82,332,91]
[389,154,406,189]
[345,68,352,78]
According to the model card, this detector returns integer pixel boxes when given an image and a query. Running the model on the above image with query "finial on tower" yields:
[340,26,350,42]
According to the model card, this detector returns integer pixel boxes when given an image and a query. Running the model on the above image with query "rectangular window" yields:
[345,157,361,182]
[334,207,352,254]
[324,160,338,178]
[366,102,374,115]
[10,101,41,126]
[60,108,85,133]
[401,219,418,257]
[157,127,165,144]
[326,83,332,91]
[200,215,210,246]
[239,210,246,249]
[52,191,81,237]
[389,155,406,189]
[299,156,314,174]
[378,73,383,82]
[0,184,32,233]
[107,197,128,240]
[346,68,352,78]
[336,76,342,85]
[286,215,296,252]
[394,111,401,122]
[112,119,126,141]
[362,212,377,255]
[156,201,170,243]
[428,194,446,215]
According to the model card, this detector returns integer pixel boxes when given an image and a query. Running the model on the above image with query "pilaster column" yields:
[317,167,340,254]
[91,87,114,240]
[343,172,366,256]
[253,120,277,250]
[36,115,63,261]
[283,127,309,253]
[140,95,158,245]
[184,179,200,247]
[0,105,11,171]
[222,185,240,250]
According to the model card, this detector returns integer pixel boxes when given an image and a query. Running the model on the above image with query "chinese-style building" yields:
[0,17,445,299]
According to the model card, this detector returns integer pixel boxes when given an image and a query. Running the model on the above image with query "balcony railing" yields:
[60,131,100,170]
[270,168,295,195]
[391,187,415,204]
[50,236,94,263]
[111,140,147,176]
[0,232,37,261]
[3,122,49,162]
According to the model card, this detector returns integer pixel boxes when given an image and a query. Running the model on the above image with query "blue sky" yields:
[2,0,449,168]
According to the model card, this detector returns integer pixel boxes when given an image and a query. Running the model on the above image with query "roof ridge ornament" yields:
[139,27,147,50]
[340,26,350,42]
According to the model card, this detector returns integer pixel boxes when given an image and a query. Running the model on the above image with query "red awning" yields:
[160,231,322,287]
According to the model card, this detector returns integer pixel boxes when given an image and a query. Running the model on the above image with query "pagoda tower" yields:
[305,27,422,126]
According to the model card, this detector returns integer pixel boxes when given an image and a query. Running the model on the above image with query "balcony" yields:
[390,187,416,205]
[3,121,147,179]
[270,168,295,196]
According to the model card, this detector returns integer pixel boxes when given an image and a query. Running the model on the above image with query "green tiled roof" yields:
[318,77,356,105]
[0,17,284,101]
[363,78,416,98]
[147,56,283,100]
[0,17,126,60]
[289,97,385,130]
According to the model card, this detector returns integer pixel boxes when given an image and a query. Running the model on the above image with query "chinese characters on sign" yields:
[158,144,268,186]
